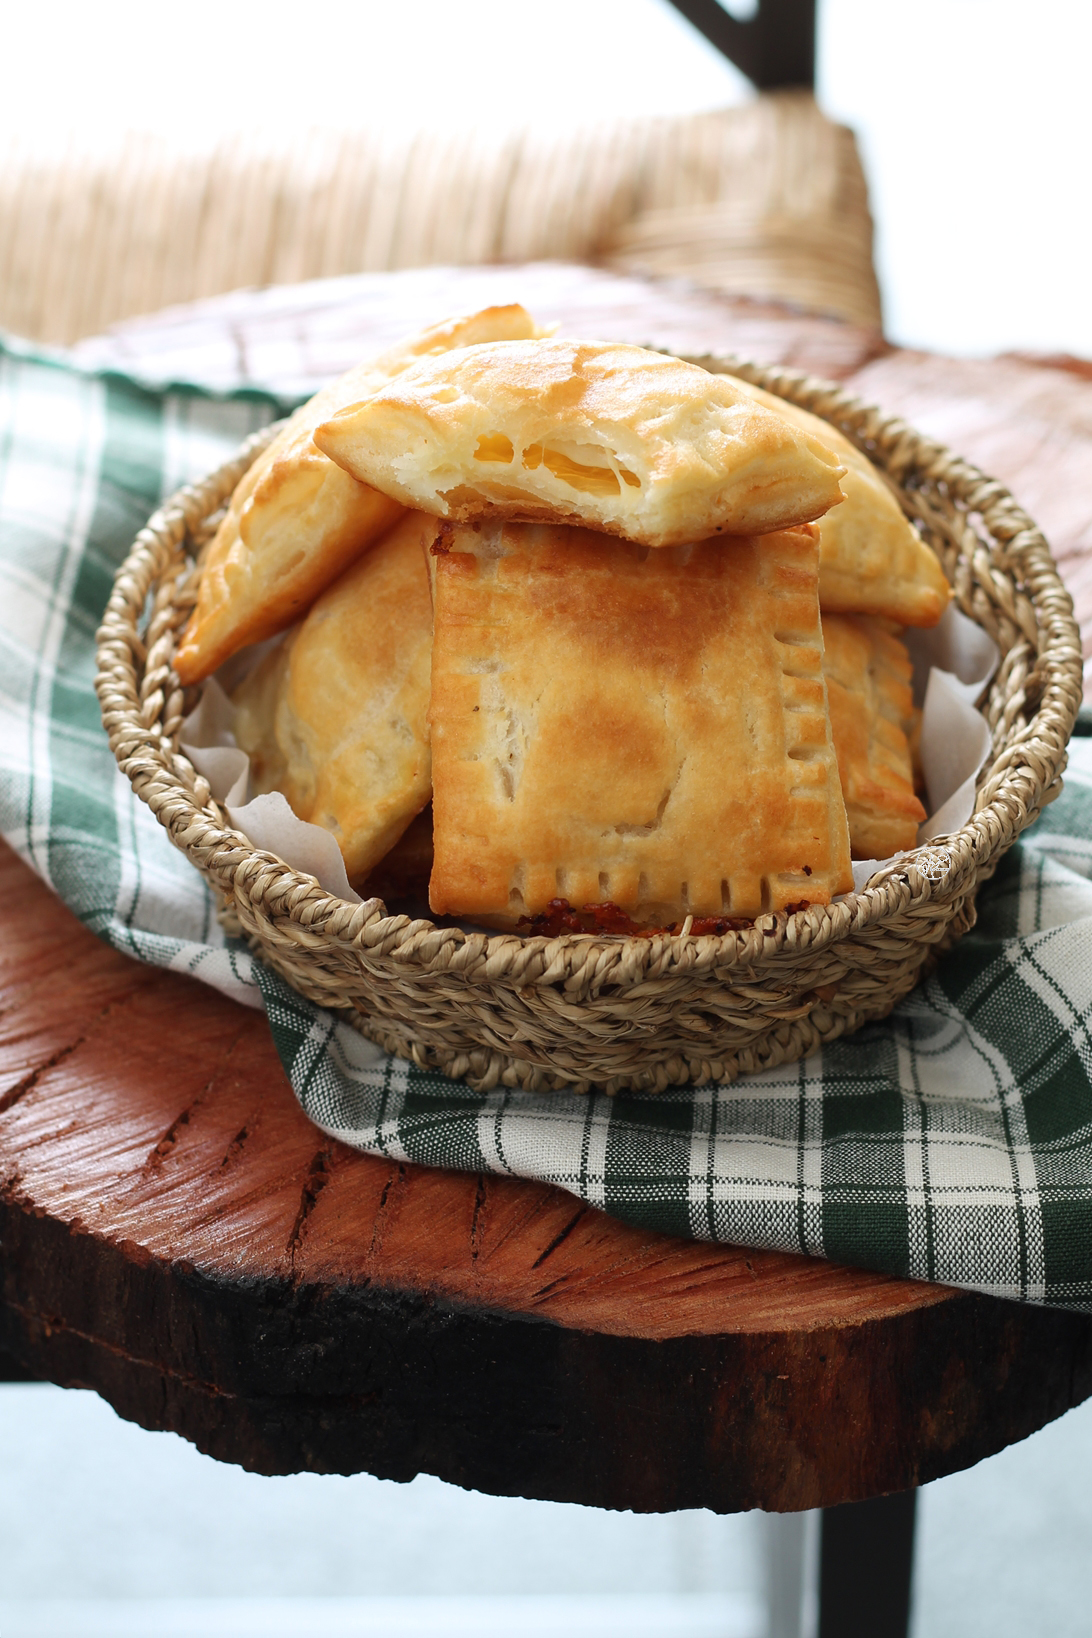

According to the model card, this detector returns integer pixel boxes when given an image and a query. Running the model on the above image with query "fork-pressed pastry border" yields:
[95,354,1084,1094]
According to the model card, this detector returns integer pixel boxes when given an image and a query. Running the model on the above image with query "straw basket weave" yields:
[95,356,1083,1094]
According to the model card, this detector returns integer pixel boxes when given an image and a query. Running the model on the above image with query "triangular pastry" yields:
[175,305,542,684]
[732,379,951,628]
[427,520,853,927]
[821,613,926,858]
[232,511,436,885]
[314,339,847,550]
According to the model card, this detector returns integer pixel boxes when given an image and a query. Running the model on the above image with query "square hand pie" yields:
[231,511,436,885]
[428,521,853,927]
[313,339,846,551]
[821,613,926,859]
[733,379,951,628]
[174,304,542,684]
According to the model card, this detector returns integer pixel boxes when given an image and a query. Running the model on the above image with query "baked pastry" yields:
[821,613,926,858]
[427,520,853,926]
[314,339,847,550]
[175,305,542,684]
[232,511,436,884]
[733,378,951,627]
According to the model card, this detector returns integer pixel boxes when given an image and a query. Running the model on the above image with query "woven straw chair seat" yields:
[0,93,881,345]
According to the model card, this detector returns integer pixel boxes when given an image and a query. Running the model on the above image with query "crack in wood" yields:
[366,1163,406,1260]
[287,1150,331,1259]
[530,1207,588,1271]
[4,1292,232,1398]
[146,1029,249,1172]
[0,1038,86,1116]
[145,1087,211,1171]
[219,1123,252,1171]
[7,1119,80,1156]
[483,1193,562,1263]
[376,1168,400,1215]
[469,1174,488,1263]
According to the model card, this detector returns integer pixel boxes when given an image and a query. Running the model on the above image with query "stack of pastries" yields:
[177,306,950,934]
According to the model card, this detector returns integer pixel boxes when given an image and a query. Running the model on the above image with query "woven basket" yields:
[95,356,1083,1094]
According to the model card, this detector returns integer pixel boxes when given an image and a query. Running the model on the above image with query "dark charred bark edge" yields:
[0,1348,38,1381]
[2,1195,1091,1511]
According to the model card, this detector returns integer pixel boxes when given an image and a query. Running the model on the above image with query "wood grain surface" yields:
[7,265,1092,1509]
[70,261,886,397]
[846,348,1092,690]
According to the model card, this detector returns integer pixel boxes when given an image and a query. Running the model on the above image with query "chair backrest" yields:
[0,92,881,344]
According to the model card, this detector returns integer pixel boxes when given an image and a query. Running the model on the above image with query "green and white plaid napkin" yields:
[4,333,1092,1310]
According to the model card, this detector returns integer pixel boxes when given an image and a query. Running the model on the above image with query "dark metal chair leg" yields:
[819,1489,917,1638]
[665,0,817,90]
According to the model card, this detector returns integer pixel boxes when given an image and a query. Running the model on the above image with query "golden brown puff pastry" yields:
[821,613,926,858]
[313,339,847,551]
[174,305,543,685]
[231,511,437,885]
[427,520,853,928]
[906,706,925,796]
[731,379,951,628]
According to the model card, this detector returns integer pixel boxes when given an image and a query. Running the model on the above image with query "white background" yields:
[0,0,1089,356]
[1,1382,1092,1635]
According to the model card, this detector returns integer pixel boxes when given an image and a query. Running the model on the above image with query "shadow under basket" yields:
[95,355,1083,1094]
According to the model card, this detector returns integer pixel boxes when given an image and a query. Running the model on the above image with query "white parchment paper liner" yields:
[182,680,362,904]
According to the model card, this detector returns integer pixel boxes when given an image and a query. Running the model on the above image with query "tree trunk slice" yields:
[3,839,1091,1510]
[12,268,1092,1508]
[846,348,1092,690]
[70,261,887,397]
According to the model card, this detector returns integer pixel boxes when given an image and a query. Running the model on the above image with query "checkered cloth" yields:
[5,332,1092,1310]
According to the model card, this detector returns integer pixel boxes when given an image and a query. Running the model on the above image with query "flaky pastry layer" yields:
[428,520,853,927]
[232,511,436,884]
[733,379,951,628]
[175,305,541,684]
[314,339,846,550]
[821,612,926,858]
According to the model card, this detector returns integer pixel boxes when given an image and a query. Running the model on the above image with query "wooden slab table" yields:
[7,263,1092,1636]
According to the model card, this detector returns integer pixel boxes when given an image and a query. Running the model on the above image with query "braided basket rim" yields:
[95,352,1084,996]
